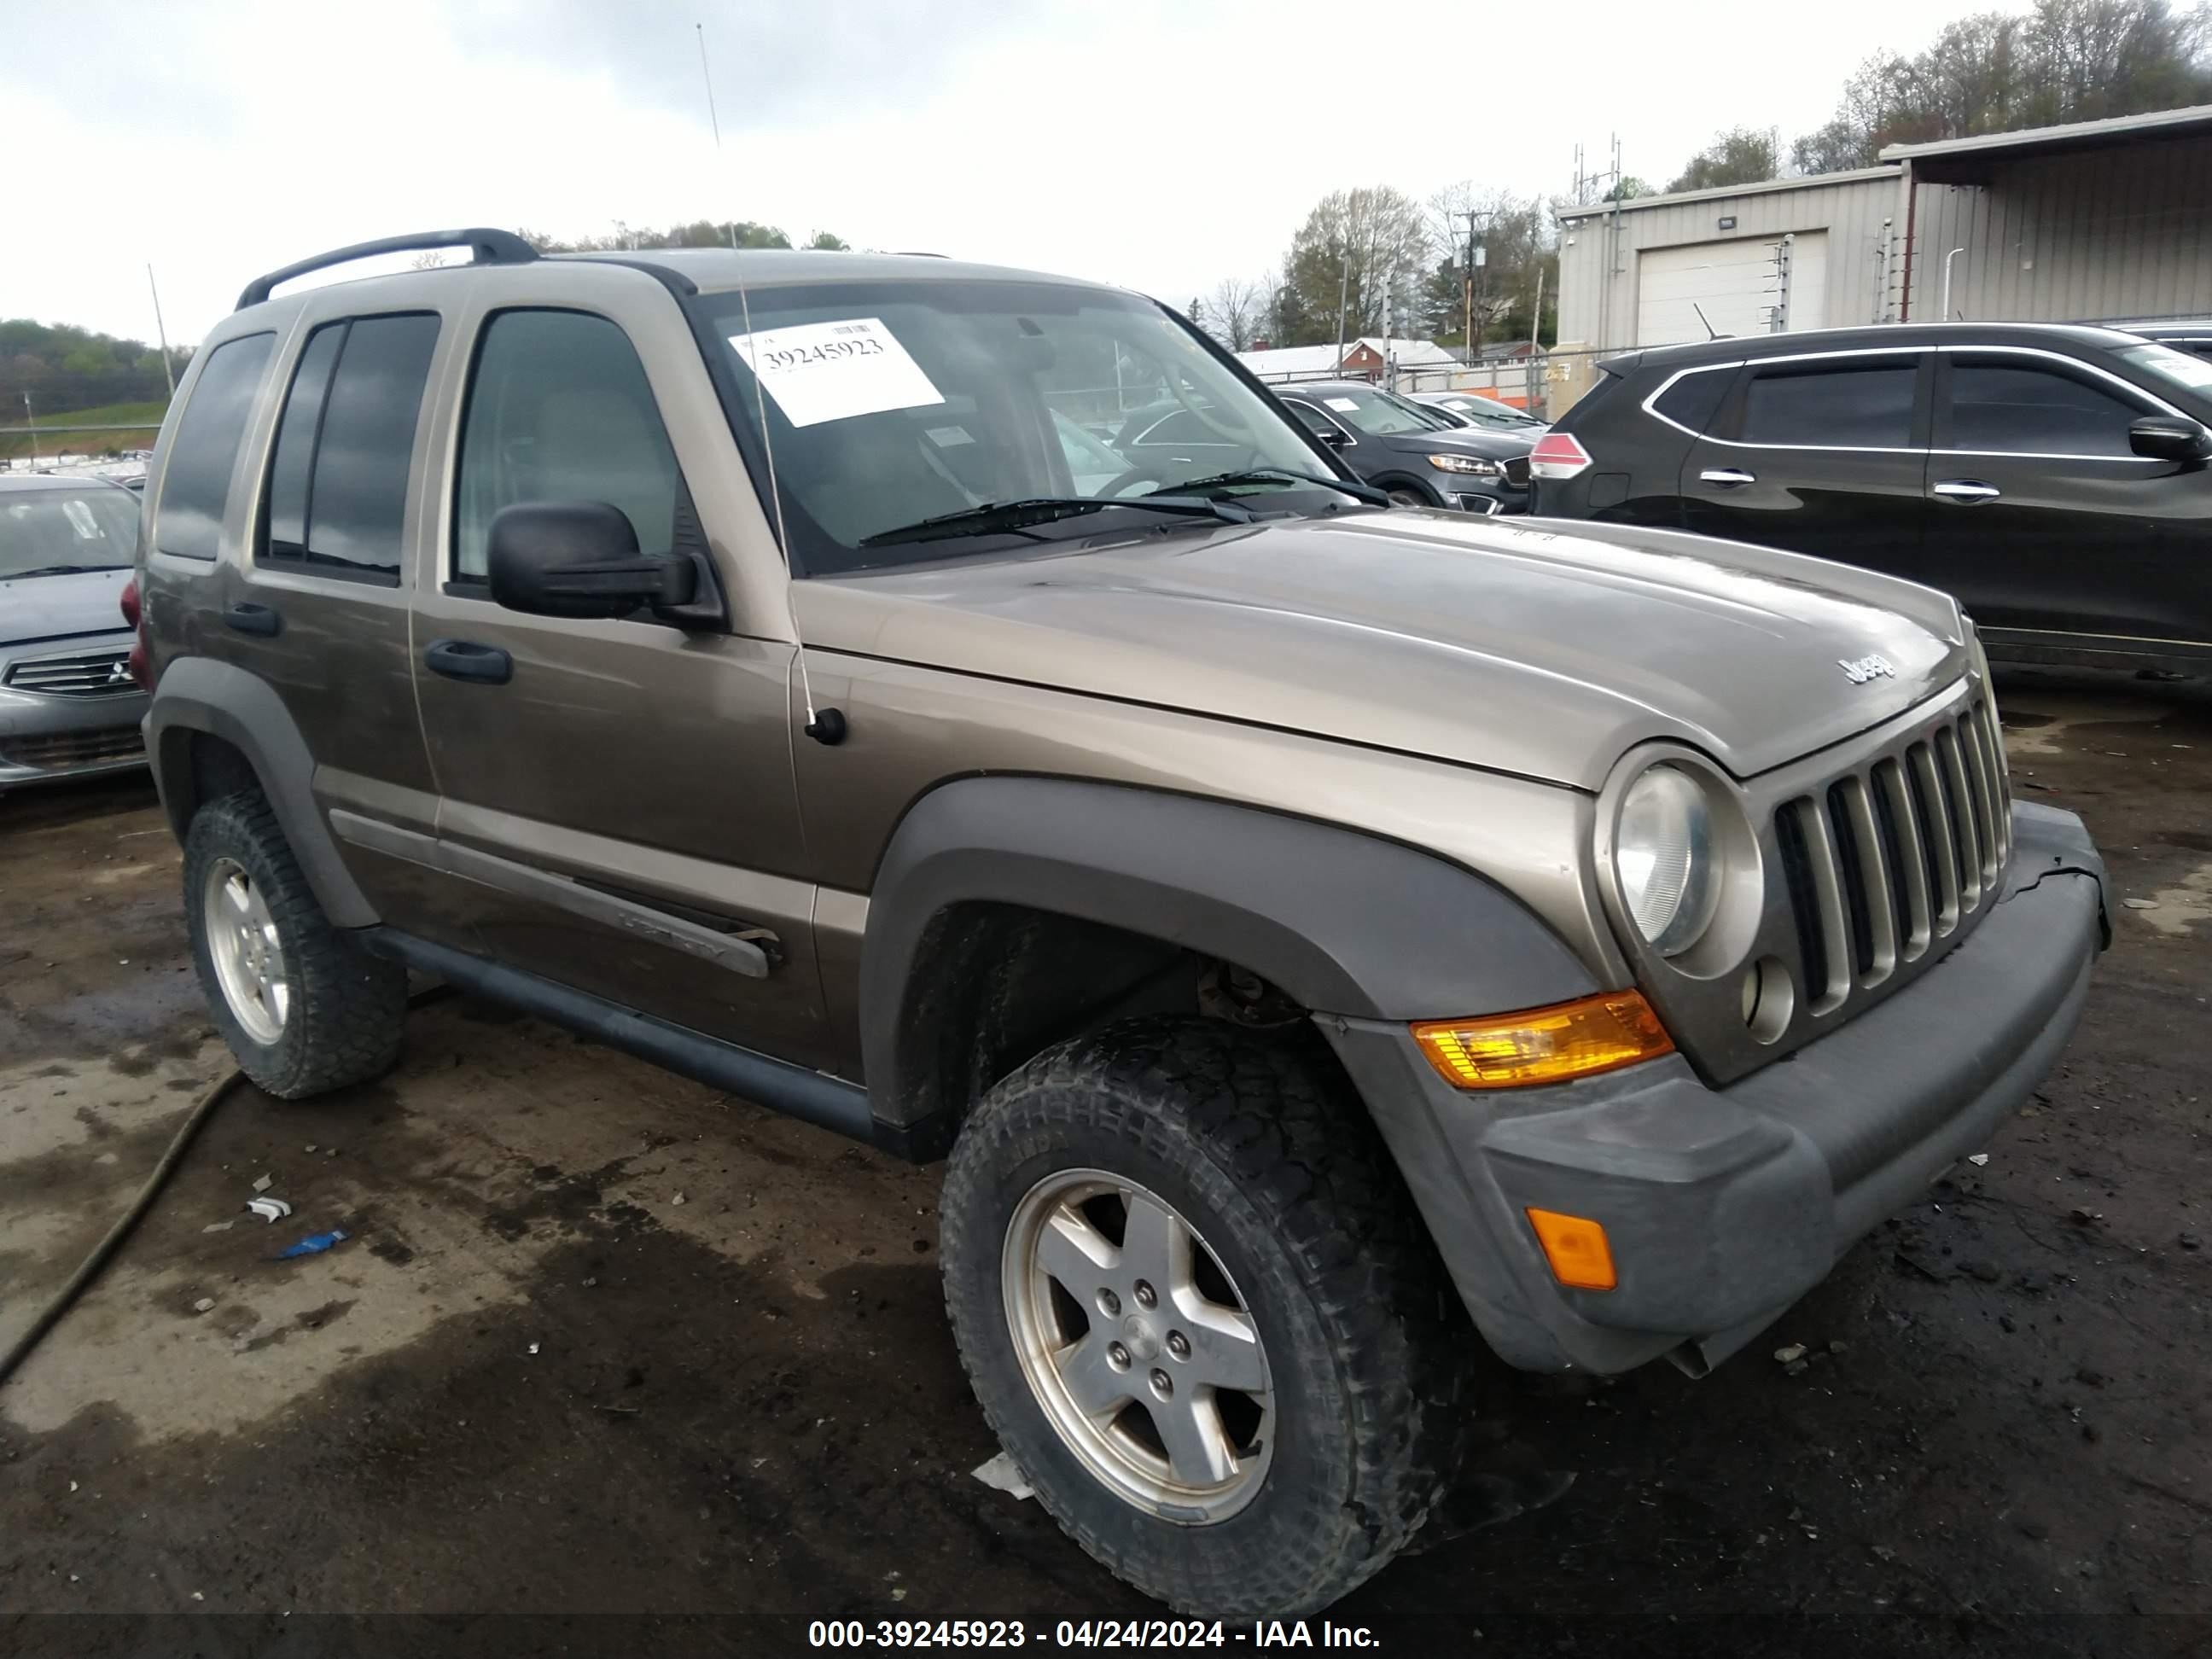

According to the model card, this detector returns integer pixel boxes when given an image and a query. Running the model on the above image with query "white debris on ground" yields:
[972,1451,1034,1500]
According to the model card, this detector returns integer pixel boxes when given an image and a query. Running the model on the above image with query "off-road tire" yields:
[940,1016,1464,1617]
[183,789,406,1098]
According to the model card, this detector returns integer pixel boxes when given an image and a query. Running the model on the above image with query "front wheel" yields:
[940,1018,1463,1617]
[1384,486,1430,509]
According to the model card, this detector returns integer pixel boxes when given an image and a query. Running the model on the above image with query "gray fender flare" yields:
[859,776,1596,1126]
[146,655,378,928]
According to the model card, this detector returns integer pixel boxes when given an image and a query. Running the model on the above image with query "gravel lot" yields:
[3,669,2209,1652]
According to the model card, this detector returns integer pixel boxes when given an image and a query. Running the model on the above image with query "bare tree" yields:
[1422,184,1553,346]
[1207,277,1261,351]
[1793,0,2211,171]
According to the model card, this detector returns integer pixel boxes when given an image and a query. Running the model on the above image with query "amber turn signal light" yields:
[1525,1207,1617,1291]
[1411,991,1674,1090]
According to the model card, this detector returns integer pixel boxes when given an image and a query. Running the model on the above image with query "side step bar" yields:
[360,930,946,1162]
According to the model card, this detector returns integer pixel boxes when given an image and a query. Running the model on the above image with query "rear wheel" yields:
[184,790,406,1097]
[940,1017,1462,1617]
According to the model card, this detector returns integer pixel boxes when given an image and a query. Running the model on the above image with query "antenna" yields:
[1691,302,1720,341]
[696,21,841,743]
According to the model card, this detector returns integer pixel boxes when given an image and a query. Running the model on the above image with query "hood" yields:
[1374,427,1534,460]
[0,567,131,647]
[802,511,1969,793]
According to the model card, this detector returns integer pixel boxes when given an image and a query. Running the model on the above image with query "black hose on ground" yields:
[0,984,452,1389]
[0,1065,247,1388]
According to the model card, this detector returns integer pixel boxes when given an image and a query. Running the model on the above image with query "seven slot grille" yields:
[1774,695,2011,1016]
[3,648,136,699]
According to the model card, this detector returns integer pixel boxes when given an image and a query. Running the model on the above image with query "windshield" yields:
[2120,341,2212,400]
[696,279,1343,573]
[1437,396,1540,428]
[0,484,141,580]
[1307,387,1444,436]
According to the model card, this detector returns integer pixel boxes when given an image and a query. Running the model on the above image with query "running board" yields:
[360,929,944,1161]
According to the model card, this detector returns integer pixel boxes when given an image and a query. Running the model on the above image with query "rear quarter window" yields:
[154,333,276,560]
[1649,368,1733,435]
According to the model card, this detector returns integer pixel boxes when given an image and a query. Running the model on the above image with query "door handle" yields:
[1933,480,2002,504]
[1698,468,1756,488]
[224,602,282,637]
[423,638,512,684]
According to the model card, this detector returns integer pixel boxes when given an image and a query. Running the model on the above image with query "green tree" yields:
[1277,186,1434,348]
[0,318,183,416]
[1667,127,1784,193]
[519,218,826,253]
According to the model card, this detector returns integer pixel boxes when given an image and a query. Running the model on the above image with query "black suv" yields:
[1531,323,2212,673]
[1269,381,1534,512]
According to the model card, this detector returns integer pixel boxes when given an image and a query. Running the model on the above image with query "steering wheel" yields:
[1162,361,1254,446]
[1097,463,1173,498]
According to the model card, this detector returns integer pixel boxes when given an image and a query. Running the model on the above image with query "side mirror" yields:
[1315,427,1351,449]
[2129,415,2212,463]
[486,502,698,620]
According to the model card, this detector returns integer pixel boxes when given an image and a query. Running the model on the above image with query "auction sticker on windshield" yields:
[727,317,946,428]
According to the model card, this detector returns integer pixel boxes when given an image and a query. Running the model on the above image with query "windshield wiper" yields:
[3,563,129,579]
[858,494,1250,549]
[1150,468,1389,507]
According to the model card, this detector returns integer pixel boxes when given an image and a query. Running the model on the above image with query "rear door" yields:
[1679,349,1931,580]
[406,288,833,1068]
[224,308,460,942]
[1926,348,2197,647]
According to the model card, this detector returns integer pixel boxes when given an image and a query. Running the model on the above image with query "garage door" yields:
[1635,231,1828,346]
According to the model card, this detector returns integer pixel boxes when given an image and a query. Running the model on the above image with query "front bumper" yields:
[1446,480,1530,515]
[1325,800,2108,1376]
[0,682,149,788]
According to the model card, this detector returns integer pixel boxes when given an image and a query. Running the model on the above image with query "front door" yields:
[1925,350,2200,649]
[1679,350,1932,583]
[407,300,832,1068]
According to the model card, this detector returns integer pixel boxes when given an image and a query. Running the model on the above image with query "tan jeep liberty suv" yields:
[135,229,2111,1618]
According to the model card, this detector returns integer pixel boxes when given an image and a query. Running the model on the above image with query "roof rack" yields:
[235,228,538,311]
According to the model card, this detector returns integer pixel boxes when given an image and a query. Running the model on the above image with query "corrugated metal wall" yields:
[1557,171,1902,352]
[1906,134,2212,323]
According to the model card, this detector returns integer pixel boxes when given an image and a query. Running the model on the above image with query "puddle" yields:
[1999,691,2174,758]
[2130,860,2212,938]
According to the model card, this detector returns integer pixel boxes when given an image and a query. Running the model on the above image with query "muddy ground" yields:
[3,669,2209,1655]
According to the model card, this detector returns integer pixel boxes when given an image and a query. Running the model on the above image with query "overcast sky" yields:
[9,0,2005,349]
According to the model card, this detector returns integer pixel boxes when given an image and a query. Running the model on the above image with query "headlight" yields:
[1426,453,1504,476]
[1616,765,1720,957]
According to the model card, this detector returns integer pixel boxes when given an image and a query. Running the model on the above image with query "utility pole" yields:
[22,391,39,469]
[1334,248,1350,370]
[1529,265,1545,415]
[146,265,176,399]
[1462,211,1475,356]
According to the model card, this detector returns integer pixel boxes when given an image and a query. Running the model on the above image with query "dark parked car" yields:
[1268,381,1535,512]
[2118,320,2212,364]
[0,474,148,793]
[1530,323,2212,673]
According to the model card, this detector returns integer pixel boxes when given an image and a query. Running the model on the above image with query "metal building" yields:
[1553,102,2212,392]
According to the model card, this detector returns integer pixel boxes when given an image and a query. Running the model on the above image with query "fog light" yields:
[1526,1207,1616,1291]
[1412,991,1674,1090]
